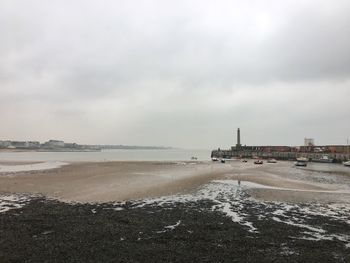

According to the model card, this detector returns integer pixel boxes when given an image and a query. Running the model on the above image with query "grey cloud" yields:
[258,7,350,82]
[0,0,350,148]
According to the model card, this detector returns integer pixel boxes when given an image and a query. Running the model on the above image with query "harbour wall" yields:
[211,149,350,163]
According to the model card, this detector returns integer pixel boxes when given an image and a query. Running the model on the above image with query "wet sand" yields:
[0,161,233,202]
[0,160,350,203]
[223,161,350,203]
[0,161,41,165]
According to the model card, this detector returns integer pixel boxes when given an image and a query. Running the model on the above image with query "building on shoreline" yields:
[0,140,40,149]
[0,140,89,151]
[304,138,315,147]
[43,140,65,148]
[212,129,350,162]
[0,140,11,148]
[0,139,167,152]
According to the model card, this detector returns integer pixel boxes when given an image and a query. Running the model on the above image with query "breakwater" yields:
[211,148,350,163]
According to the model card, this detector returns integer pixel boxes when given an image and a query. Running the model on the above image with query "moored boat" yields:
[267,158,277,163]
[295,157,308,167]
[344,161,350,167]
[254,160,263,165]
[312,155,334,163]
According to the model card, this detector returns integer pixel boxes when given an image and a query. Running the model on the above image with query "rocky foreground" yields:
[1,181,350,262]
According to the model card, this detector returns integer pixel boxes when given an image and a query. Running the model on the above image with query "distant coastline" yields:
[0,139,173,152]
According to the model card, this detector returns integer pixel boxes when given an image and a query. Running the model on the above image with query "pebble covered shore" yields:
[1,180,350,262]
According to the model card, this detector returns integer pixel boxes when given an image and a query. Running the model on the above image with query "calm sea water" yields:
[0,149,211,162]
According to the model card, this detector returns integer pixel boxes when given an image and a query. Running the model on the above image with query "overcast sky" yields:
[1,0,350,149]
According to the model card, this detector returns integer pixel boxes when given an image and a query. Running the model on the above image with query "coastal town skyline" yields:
[0,133,348,151]
[1,0,350,148]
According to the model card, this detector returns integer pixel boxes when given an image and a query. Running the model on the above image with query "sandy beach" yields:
[0,161,233,202]
[1,160,350,203]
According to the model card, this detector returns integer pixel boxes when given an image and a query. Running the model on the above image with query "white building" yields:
[304,138,315,146]
[0,140,11,148]
[45,140,65,148]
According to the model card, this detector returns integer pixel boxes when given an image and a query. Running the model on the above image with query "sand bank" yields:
[0,161,233,203]
[0,161,67,172]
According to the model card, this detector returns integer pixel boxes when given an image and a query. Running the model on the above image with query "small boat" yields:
[211,157,219,162]
[344,161,350,167]
[242,159,248,163]
[295,161,307,167]
[295,157,308,167]
[191,156,198,160]
[254,160,263,165]
[220,159,226,163]
[312,155,334,163]
[267,158,277,163]
[296,157,308,161]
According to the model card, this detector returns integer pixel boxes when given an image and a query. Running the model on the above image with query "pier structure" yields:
[211,129,350,163]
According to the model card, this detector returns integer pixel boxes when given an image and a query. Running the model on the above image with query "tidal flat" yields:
[1,160,350,262]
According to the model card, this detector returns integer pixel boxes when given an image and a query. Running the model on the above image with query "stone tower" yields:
[236,128,241,148]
